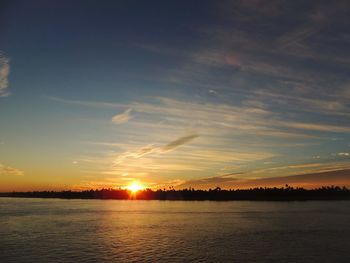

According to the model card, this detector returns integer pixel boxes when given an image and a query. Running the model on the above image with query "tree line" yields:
[1,185,350,201]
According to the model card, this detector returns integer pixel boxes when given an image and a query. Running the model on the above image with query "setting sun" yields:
[127,182,144,193]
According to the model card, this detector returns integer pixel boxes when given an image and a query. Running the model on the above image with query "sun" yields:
[127,182,144,193]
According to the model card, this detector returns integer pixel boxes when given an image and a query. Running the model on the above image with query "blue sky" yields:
[1,0,350,190]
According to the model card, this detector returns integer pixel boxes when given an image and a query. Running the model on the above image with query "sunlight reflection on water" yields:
[1,198,350,262]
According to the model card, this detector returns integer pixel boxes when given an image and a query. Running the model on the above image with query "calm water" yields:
[0,198,350,263]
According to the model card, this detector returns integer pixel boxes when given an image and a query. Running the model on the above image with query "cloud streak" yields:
[112,108,132,124]
[113,133,199,165]
[0,163,23,176]
[49,95,350,135]
[161,134,199,152]
[46,96,124,109]
[0,53,10,97]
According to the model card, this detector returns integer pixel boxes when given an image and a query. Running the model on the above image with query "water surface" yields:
[1,198,350,262]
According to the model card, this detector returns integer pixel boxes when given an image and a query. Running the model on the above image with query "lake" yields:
[0,198,350,262]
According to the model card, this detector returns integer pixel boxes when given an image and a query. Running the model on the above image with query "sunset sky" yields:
[1,0,350,191]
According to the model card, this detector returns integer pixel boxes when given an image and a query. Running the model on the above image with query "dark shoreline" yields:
[1,186,350,201]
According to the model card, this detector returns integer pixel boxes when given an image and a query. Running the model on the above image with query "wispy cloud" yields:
[0,53,10,97]
[112,108,132,124]
[113,145,156,164]
[277,121,350,133]
[128,97,349,135]
[113,133,199,165]
[0,163,23,176]
[136,1,350,122]
[161,134,198,152]
[49,94,350,135]
[46,96,124,109]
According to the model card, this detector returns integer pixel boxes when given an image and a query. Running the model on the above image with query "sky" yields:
[1,0,350,191]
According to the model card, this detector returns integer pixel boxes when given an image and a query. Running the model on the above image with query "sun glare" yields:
[127,182,144,193]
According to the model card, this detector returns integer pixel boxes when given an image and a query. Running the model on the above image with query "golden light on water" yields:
[127,182,144,193]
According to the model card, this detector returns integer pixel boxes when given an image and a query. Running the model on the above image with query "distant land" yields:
[1,186,350,201]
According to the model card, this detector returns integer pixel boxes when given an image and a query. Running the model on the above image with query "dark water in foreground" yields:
[0,198,350,263]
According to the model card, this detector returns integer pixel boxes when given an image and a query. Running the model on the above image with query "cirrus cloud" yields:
[0,163,23,176]
[112,108,132,124]
[113,133,199,165]
[0,53,10,97]
[161,134,199,152]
